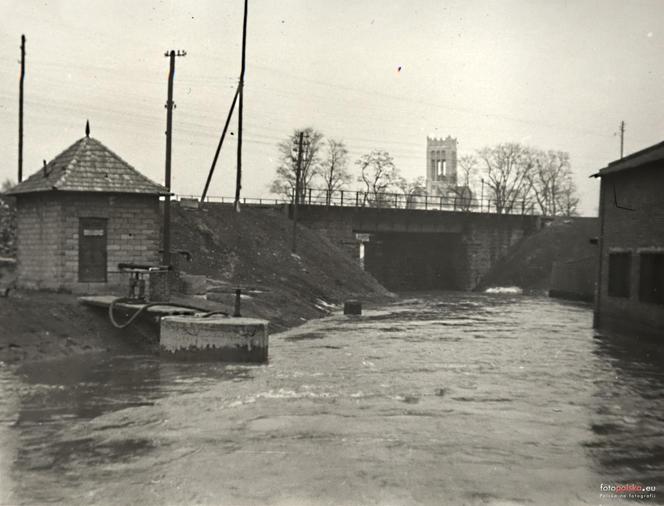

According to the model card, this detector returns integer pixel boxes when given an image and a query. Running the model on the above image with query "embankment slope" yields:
[170,203,391,330]
[478,217,598,293]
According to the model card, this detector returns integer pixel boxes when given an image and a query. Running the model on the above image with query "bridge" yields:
[175,189,541,291]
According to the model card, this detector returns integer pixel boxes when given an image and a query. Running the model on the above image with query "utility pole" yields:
[234,0,249,212]
[291,132,305,253]
[163,49,186,266]
[619,120,625,159]
[200,85,240,204]
[18,35,25,183]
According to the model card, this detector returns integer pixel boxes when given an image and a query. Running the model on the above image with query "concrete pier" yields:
[160,316,269,362]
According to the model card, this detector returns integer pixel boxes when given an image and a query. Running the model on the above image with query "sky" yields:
[1,0,663,215]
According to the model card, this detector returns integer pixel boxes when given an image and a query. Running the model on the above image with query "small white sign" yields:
[83,229,104,237]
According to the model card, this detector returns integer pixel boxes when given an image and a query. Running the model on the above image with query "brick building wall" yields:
[16,192,160,293]
[596,163,664,336]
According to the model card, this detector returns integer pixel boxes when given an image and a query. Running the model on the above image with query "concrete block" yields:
[160,316,269,362]
[179,273,208,295]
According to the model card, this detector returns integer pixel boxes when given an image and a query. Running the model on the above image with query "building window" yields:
[639,253,664,304]
[608,252,631,298]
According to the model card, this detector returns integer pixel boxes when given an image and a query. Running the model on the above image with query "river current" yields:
[1,293,663,505]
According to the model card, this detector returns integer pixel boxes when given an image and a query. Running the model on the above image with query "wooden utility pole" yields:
[619,120,625,159]
[18,35,25,183]
[234,0,249,211]
[163,49,186,266]
[200,85,240,204]
[291,132,305,253]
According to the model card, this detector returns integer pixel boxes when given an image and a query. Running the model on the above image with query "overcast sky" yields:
[1,0,663,215]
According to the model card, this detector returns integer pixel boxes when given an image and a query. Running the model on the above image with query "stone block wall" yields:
[296,205,538,291]
[16,195,64,290]
[461,215,530,290]
[15,192,160,293]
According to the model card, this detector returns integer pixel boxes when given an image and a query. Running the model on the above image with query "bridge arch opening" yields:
[361,231,464,291]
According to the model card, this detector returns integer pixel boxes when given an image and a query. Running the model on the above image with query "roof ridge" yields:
[52,137,88,189]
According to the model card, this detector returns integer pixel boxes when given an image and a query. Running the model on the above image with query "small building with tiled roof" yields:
[591,139,664,338]
[8,124,168,293]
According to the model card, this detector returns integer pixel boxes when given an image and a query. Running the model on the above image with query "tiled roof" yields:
[8,136,169,195]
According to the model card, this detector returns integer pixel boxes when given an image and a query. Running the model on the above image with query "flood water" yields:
[1,293,663,505]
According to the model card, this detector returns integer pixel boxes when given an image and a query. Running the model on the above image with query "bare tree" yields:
[450,155,478,210]
[356,150,400,207]
[0,179,16,257]
[270,128,324,202]
[557,177,580,217]
[1,179,15,194]
[457,155,478,188]
[396,176,426,209]
[528,150,578,216]
[478,143,534,214]
[319,139,351,204]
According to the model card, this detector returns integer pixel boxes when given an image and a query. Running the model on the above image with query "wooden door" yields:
[78,218,107,282]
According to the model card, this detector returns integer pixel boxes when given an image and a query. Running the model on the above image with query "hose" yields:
[108,297,230,329]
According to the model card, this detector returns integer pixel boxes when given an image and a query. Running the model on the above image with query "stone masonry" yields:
[16,193,160,293]
[295,205,539,291]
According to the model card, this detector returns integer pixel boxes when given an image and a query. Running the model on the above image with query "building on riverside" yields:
[592,139,664,338]
[7,123,169,293]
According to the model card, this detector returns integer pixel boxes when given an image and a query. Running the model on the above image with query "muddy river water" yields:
[1,293,663,505]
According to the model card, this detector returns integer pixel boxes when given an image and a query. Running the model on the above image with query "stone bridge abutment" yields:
[294,205,540,291]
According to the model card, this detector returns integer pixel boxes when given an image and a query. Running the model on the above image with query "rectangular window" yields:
[639,253,664,304]
[608,252,631,298]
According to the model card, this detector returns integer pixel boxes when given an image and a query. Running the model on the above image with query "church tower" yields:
[426,136,457,196]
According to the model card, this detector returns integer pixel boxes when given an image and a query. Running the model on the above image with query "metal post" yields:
[234,289,242,317]
[18,35,25,183]
[480,178,485,212]
[340,190,344,206]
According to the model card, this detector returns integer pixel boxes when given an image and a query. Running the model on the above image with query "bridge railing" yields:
[173,189,535,215]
